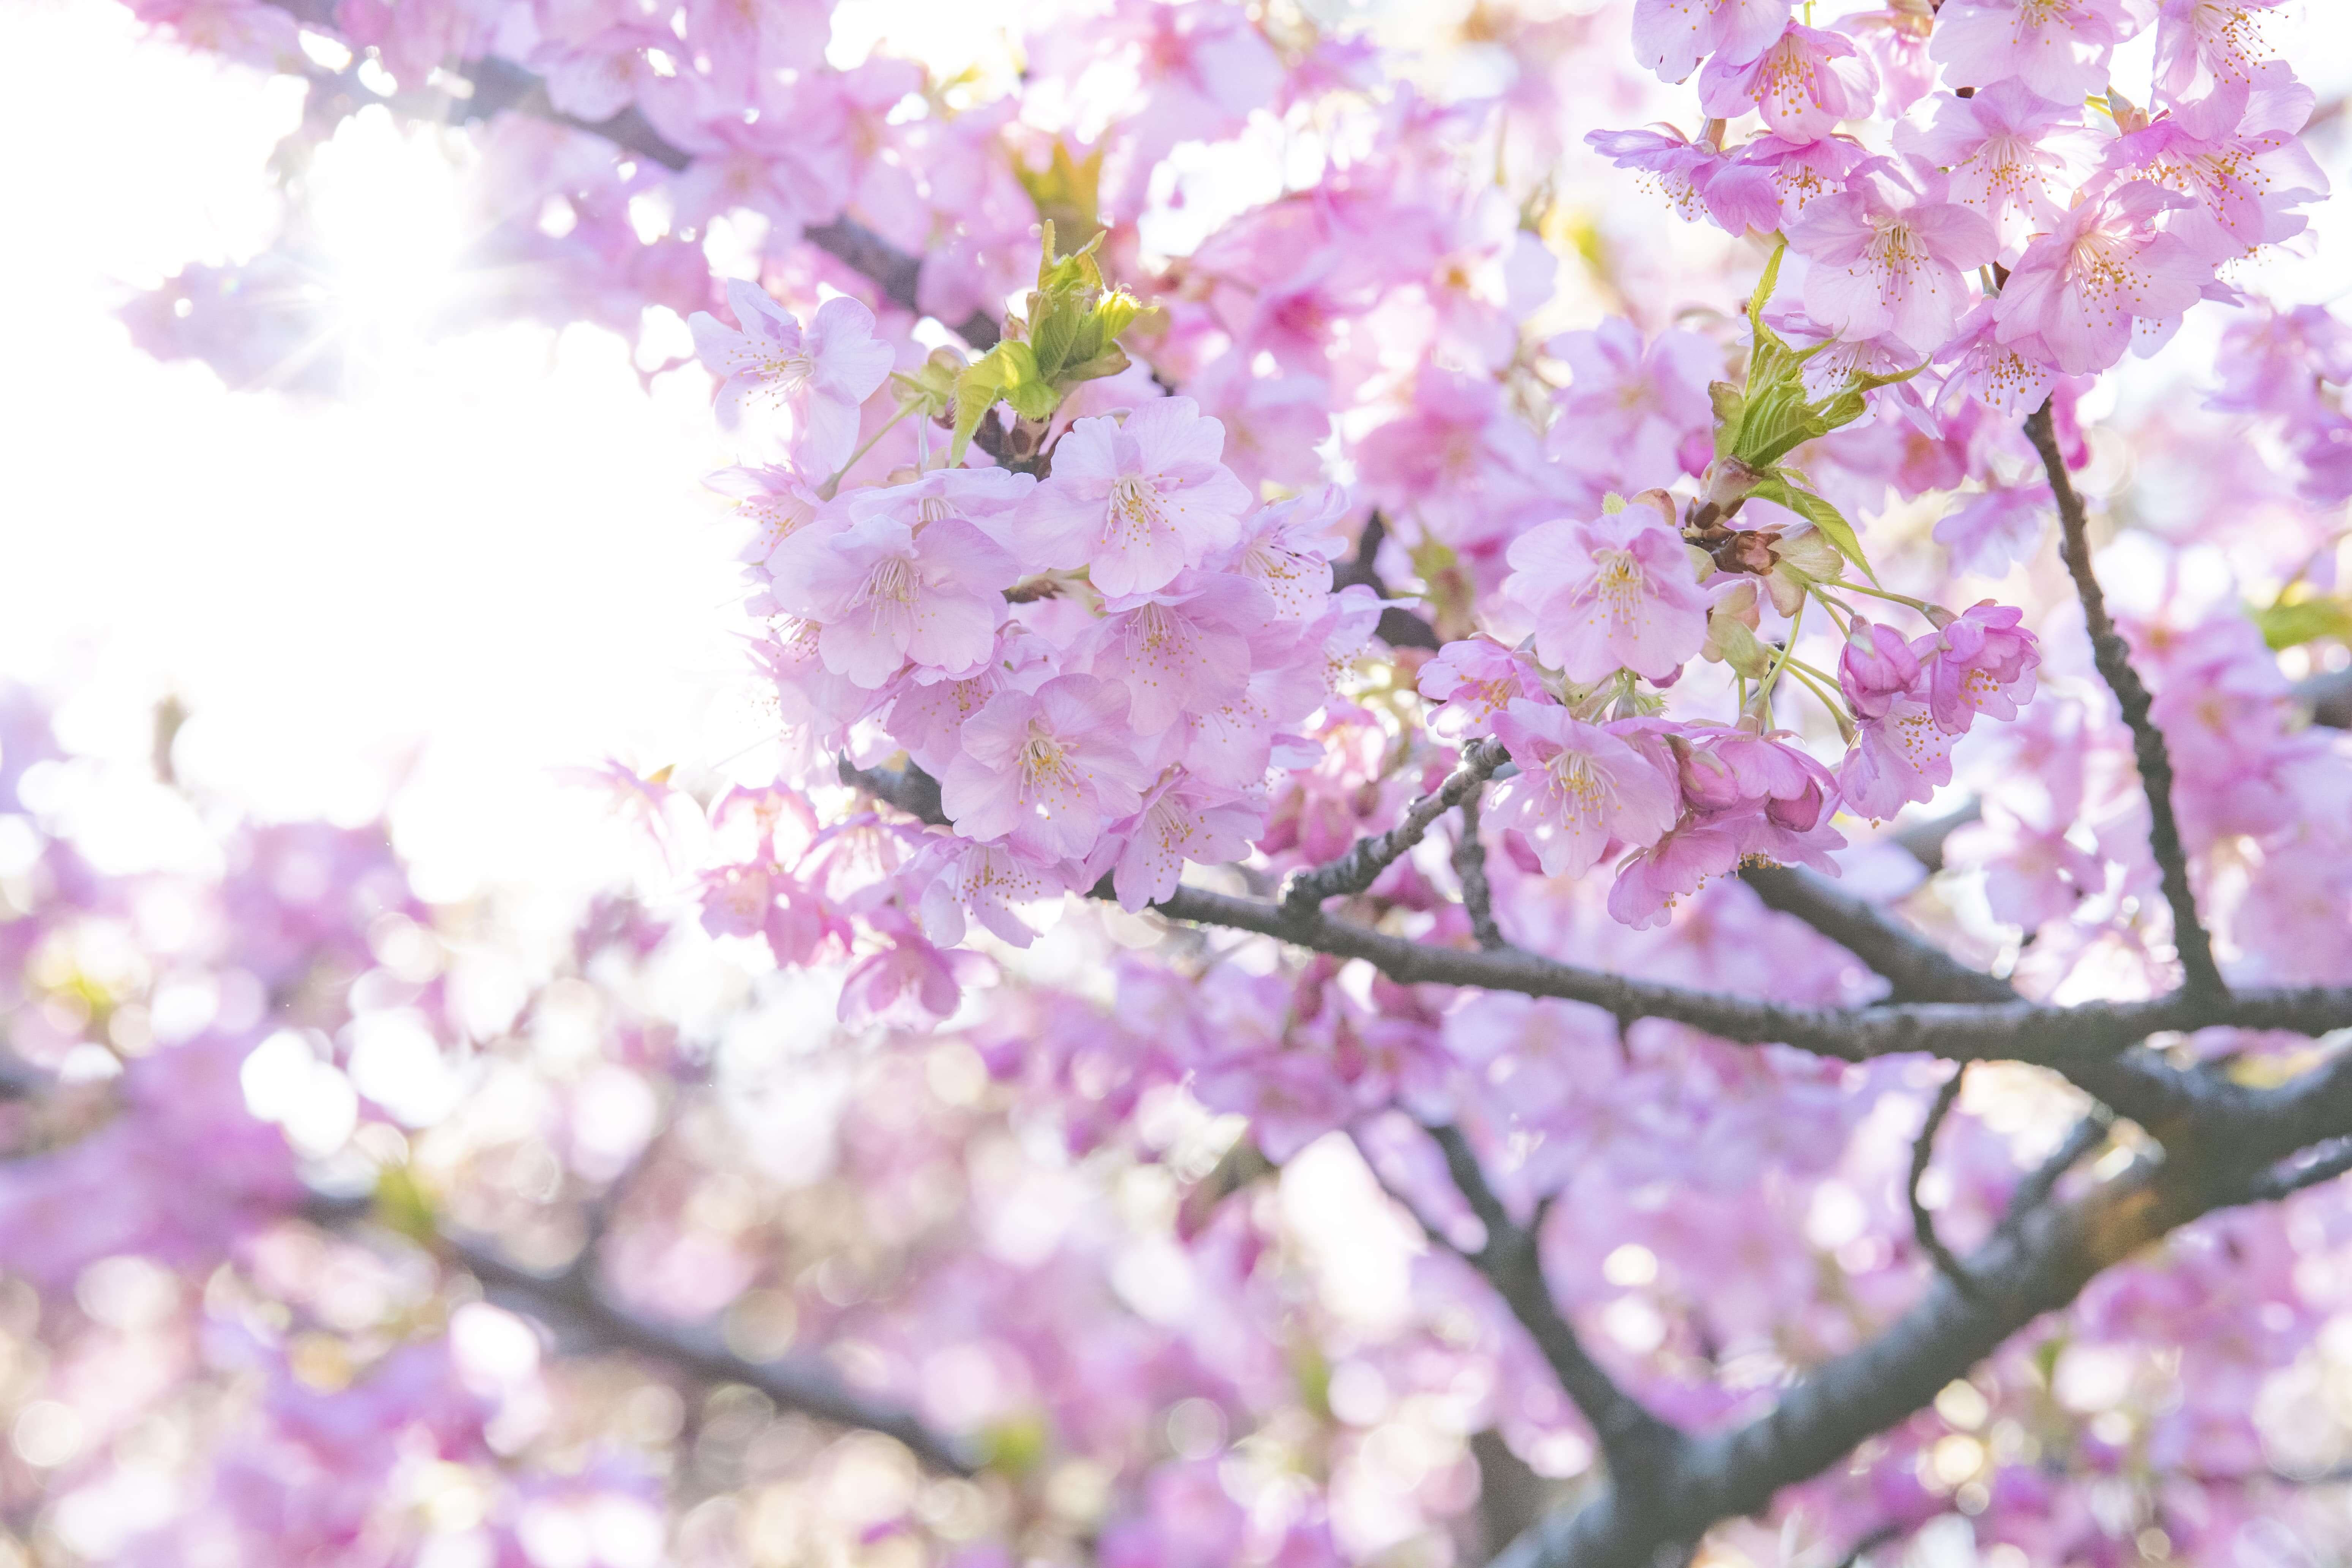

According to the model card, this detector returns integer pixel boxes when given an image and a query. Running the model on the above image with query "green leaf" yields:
[1035,220,1108,295]
[1732,380,1830,469]
[1014,142,1104,239]
[1029,297,1083,383]
[1747,473,1877,584]
[1709,381,1745,459]
[2255,593,2352,651]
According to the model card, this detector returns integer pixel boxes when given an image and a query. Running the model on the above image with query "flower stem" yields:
[819,403,916,500]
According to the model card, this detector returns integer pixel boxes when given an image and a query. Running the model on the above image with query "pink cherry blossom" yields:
[1914,601,2042,732]
[1019,399,1254,597]
[688,285,894,473]
[768,508,1019,689]
[1992,181,2208,375]
[1082,571,1280,735]
[2154,0,2285,98]
[1110,774,1260,911]
[1839,694,1957,818]
[1489,700,1680,877]
[1605,815,1747,928]
[1931,0,2156,103]
[1787,162,1997,354]
[1734,133,1873,228]
[1837,615,1922,720]
[2104,65,2328,260]
[939,675,1152,860]
[1699,24,1878,144]
[1936,300,2058,416]
[1502,505,1711,683]
[1897,82,2103,259]
[1585,126,1785,236]
[1630,0,1794,82]
[1417,639,1551,739]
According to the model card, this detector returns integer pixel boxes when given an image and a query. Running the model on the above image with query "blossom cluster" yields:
[93,0,2352,1559]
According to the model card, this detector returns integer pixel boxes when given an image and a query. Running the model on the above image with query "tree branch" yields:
[1907,1067,1979,1301]
[1423,1125,1685,1483]
[2025,399,2223,996]
[1152,883,2352,1066]
[1739,866,2013,1005]
[1484,1080,2352,1568]
[307,1192,976,1475]
[1279,740,1507,917]
[1452,790,1506,951]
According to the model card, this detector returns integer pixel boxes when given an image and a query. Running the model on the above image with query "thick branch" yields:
[1280,740,1506,916]
[1426,1125,1684,1482]
[836,760,2352,1074]
[2025,400,2223,996]
[1739,866,2012,1005]
[309,1194,975,1474]
[1734,865,2214,1138]
[1486,1081,2352,1568]
[1152,884,2352,1067]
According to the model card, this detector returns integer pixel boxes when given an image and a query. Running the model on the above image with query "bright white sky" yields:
[3,0,2350,919]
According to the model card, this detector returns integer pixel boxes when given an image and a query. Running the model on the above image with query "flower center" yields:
[1109,474,1168,541]
[860,557,917,608]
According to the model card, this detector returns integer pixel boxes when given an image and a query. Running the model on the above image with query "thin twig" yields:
[1907,1067,1979,1300]
[1280,740,1508,917]
[1996,1107,2114,1231]
[1453,790,1507,950]
[2025,399,2224,996]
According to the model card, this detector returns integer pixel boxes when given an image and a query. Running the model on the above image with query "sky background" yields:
[6,0,2352,923]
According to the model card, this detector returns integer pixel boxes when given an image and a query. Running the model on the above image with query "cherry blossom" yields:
[939,675,1152,860]
[689,285,894,471]
[1502,502,1711,683]
[1787,161,1997,354]
[1993,181,2207,375]
[1020,399,1255,597]
[1489,700,1681,877]
[1932,0,2157,104]
[1698,24,1878,144]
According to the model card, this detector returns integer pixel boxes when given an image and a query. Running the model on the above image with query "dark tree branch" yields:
[1152,882,2352,1066]
[306,1192,976,1474]
[1452,790,1506,951]
[1486,1086,2352,1568]
[835,757,2352,1080]
[1423,1125,1685,1483]
[1907,1067,1979,1300]
[1279,740,1507,917]
[1739,865,2012,1005]
[2025,400,2224,996]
